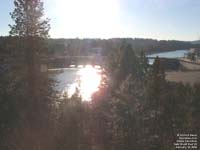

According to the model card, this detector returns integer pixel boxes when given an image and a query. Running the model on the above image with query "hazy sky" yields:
[1,0,200,41]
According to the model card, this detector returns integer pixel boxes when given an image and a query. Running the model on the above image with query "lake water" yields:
[52,49,189,101]
[147,49,189,64]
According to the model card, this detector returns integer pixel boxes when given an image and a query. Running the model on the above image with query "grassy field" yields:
[166,71,200,85]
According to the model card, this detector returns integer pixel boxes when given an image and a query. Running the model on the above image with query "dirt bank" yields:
[166,71,200,85]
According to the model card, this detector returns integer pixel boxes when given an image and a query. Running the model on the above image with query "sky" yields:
[1,0,200,41]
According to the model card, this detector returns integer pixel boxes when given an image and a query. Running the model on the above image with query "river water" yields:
[51,65,102,101]
[52,49,189,101]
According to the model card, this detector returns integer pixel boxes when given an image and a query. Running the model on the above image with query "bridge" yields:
[46,55,107,69]
[47,56,161,68]
[40,55,200,71]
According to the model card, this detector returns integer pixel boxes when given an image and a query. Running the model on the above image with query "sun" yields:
[48,0,123,38]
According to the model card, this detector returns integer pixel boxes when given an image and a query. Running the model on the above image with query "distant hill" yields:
[46,38,198,56]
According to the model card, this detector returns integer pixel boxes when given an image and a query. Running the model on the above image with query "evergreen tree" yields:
[107,43,147,89]
[0,0,56,149]
[9,0,52,123]
[9,0,50,37]
[99,44,150,150]
[55,92,91,150]
[119,44,140,80]
[145,57,166,150]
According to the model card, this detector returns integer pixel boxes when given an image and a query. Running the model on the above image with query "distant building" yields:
[180,48,200,69]
[189,48,200,54]
[189,48,195,53]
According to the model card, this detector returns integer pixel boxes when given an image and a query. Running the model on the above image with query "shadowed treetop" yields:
[9,0,50,38]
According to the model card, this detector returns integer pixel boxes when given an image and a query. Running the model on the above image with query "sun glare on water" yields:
[67,65,102,101]
[79,65,102,101]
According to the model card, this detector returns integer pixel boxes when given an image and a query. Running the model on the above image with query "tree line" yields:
[1,37,200,57]
[46,38,200,56]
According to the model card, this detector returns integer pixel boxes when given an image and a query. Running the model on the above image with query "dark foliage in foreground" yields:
[89,45,200,150]
[1,39,200,150]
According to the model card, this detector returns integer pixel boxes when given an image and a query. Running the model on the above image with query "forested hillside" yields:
[46,38,199,56]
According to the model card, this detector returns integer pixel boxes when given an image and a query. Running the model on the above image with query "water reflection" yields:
[61,65,102,101]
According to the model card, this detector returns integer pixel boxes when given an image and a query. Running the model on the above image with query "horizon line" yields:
[0,35,196,42]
